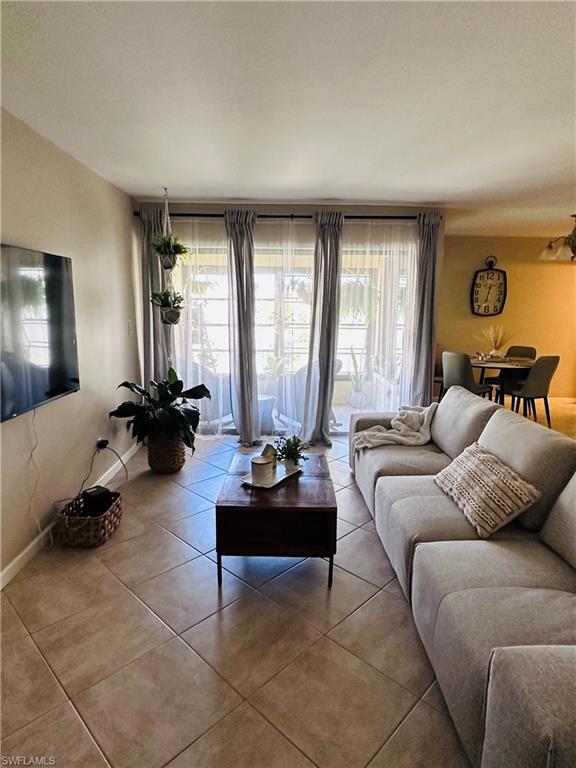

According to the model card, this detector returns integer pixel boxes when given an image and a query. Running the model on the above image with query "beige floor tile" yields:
[335,485,372,525]
[132,556,251,633]
[187,473,227,503]
[337,517,357,539]
[160,508,216,553]
[362,519,378,535]
[422,680,451,718]
[8,546,96,582]
[328,459,355,487]
[97,503,160,549]
[326,444,350,460]
[383,577,408,601]
[329,591,434,696]
[121,475,213,521]
[95,527,199,587]
[167,702,314,768]
[4,553,126,633]
[202,451,238,471]
[334,528,396,587]
[192,441,236,460]
[1,703,108,768]
[74,637,241,768]
[174,459,226,488]
[1,633,67,737]
[182,592,321,696]
[250,637,416,768]
[260,558,378,633]
[33,590,173,696]
[205,551,305,588]
[367,701,470,768]
[1,593,27,639]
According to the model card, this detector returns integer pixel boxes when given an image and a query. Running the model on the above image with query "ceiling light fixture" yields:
[539,214,576,262]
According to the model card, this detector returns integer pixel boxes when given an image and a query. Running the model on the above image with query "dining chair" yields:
[441,351,492,399]
[506,356,560,428]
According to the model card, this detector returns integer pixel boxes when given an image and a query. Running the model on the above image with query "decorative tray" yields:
[241,465,302,489]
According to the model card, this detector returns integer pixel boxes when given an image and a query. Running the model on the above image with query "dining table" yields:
[470,357,534,404]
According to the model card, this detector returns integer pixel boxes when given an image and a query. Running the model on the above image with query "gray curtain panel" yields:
[225,210,261,446]
[301,211,344,445]
[411,211,442,405]
[140,204,170,385]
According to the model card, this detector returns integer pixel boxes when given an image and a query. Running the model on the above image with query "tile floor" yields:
[1,435,475,767]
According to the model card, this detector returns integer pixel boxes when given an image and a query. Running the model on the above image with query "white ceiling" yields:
[2,1,575,236]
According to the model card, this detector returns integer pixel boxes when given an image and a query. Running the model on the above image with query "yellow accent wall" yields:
[1,110,141,572]
[438,236,576,397]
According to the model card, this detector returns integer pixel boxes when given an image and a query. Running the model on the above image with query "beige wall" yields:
[1,110,141,570]
[438,236,576,397]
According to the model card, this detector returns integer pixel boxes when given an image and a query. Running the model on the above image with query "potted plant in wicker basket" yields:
[151,289,185,325]
[110,368,210,473]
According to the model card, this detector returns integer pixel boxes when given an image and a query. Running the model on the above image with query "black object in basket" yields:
[57,487,123,547]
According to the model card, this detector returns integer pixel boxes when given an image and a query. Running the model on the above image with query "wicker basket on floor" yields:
[57,492,123,547]
[147,436,186,473]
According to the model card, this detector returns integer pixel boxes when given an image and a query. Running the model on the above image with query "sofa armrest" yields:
[481,645,576,768]
[348,411,396,469]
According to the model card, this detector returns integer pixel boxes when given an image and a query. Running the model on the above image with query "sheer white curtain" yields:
[253,220,316,435]
[333,221,419,424]
[171,219,233,435]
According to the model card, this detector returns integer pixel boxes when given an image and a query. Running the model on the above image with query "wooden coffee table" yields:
[215,454,337,587]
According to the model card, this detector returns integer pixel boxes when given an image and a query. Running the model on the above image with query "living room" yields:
[1,2,575,767]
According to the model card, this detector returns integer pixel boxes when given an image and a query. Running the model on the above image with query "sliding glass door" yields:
[331,221,419,431]
[171,219,232,434]
[171,217,419,437]
[253,220,315,434]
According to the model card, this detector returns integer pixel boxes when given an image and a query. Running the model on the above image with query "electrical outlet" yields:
[96,437,109,450]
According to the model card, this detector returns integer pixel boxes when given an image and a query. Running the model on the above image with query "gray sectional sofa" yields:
[349,386,576,768]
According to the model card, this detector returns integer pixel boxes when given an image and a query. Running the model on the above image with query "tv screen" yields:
[1,244,80,421]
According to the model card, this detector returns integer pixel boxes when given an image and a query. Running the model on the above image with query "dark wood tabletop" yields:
[215,454,337,586]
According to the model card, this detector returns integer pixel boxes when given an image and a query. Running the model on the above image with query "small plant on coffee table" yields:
[274,435,310,471]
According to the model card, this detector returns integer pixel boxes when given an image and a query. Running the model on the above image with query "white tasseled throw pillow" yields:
[434,443,542,539]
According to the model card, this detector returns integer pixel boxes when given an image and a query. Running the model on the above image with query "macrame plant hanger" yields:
[161,187,175,368]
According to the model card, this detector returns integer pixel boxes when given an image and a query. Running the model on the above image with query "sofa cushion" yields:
[431,587,576,767]
[434,443,542,538]
[478,409,576,530]
[353,445,451,515]
[481,645,576,768]
[412,540,576,654]
[540,472,576,569]
[374,476,536,599]
[431,386,500,460]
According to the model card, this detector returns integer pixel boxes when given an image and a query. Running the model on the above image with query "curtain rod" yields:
[133,211,418,221]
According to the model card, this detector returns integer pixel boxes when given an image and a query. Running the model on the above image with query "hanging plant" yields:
[151,289,184,325]
[152,234,189,270]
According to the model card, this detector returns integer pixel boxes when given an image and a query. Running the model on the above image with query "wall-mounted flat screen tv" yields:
[1,244,80,421]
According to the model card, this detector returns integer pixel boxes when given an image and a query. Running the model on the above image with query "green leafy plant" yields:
[350,348,368,393]
[274,435,310,466]
[150,290,184,310]
[109,368,210,449]
[263,355,284,377]
[152,235,189,269]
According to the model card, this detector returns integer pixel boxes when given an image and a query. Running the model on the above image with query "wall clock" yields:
[471,256,507,316]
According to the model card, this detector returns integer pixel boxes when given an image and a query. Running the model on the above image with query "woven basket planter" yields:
[57,492,122,548]
[148,436,186,473]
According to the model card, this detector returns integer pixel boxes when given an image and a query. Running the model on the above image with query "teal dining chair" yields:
[441,351,492,399]
[506,356,560,428]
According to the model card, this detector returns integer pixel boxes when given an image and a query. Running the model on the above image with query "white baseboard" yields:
[0,442,142,590]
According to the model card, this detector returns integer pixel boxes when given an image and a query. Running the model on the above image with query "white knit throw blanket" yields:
[352,403,438,451]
